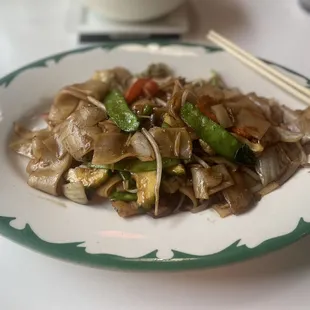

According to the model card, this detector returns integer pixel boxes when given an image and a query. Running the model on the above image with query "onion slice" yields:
[142,128,162,216]
[274,126,303,143]
[190,201,209,213]
[211,104,233,128]
[87,95,107,113]
[181,89,189,106]
[130,132,155,161]
[173,194,185,213]
[241,166,260,181]
[207,156,238,171]
[193,154,210,168]
[174,132,181,157]
[154,97,168,107]
[179,186,198,209]
[63,182,88,204]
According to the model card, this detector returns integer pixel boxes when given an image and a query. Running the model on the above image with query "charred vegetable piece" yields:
[181,102,256,165]
[133,171,157,208]
[89,158,180,173]
[66,167,110,188]
[104,90,140,132]
[110,191,137,201]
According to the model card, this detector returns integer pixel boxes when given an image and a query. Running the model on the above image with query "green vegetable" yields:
[66,167,110,188]
[89,158,180,173]
[181,102,256,165]
[119,171,131,181]
[110,191,137,201]
[133,171,156,208]
[104,90,140,132]
[161,122,171,128]
[162,113,185,127]
[119,171,136,189]
[164,164,186,176]
[142,104,153,116]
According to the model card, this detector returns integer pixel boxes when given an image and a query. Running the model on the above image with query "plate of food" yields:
[1,41,310,271]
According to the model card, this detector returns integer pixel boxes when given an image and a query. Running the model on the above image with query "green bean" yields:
[104,90,140,132]
[181,102,256,165]
[110,191,137,202]
[89,158,180,172]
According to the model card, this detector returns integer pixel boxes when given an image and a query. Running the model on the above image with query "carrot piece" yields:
[143,80,159,97]
[125,78,148,104]
[230,127,252,139]
[197,102,218,123]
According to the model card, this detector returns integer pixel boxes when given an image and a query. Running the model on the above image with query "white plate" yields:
[0,42,310,270]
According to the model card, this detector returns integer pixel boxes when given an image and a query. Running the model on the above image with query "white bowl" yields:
[84,0,186,22]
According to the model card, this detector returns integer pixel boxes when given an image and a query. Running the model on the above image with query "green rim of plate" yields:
[1,41,310,271]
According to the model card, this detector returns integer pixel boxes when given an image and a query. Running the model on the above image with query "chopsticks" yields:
[207,30,310,106]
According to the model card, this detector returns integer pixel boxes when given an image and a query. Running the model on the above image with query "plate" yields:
[1,42,310,271]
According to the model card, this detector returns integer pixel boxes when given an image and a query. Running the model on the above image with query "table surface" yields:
[1,0,310,309]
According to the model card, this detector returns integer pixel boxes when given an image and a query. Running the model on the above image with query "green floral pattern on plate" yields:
[1,216,309,270]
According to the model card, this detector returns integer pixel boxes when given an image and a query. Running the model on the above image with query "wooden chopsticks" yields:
[207,30,310,106]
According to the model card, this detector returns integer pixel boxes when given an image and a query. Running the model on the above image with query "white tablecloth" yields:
[1,1,310,309]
